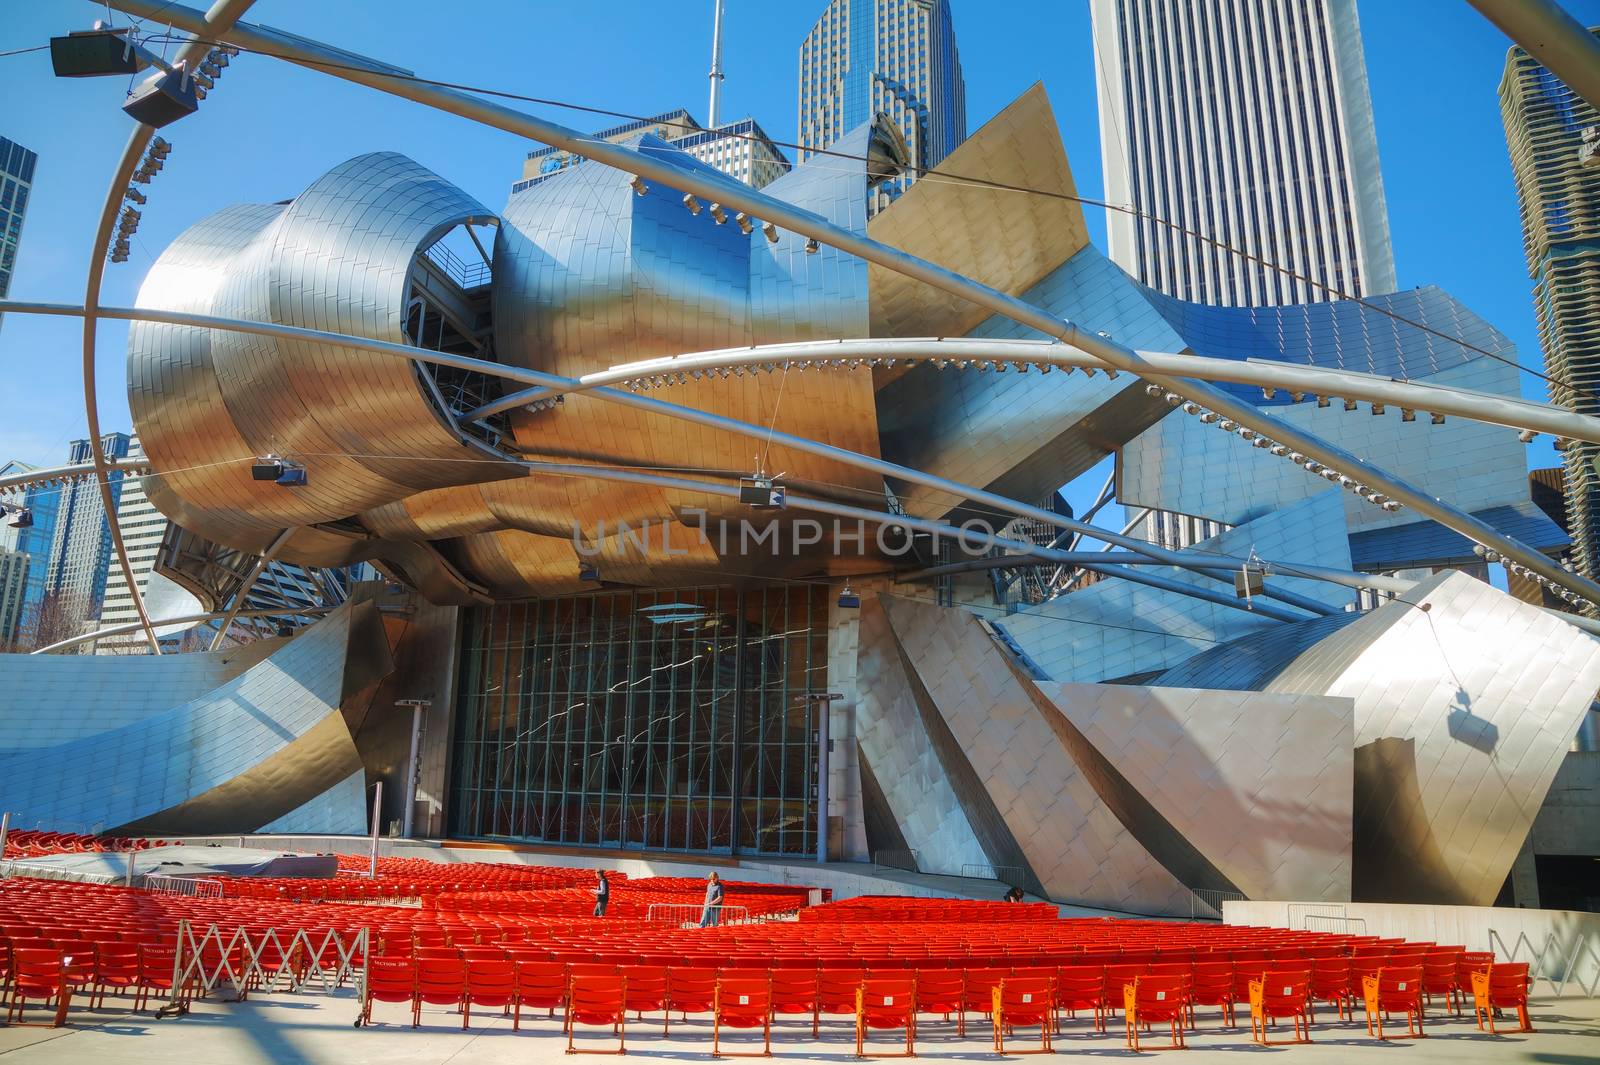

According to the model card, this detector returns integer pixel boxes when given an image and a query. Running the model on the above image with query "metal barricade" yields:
[159,919,369,1019]
[1304,914,1367,934]
[1286,902,1349,930]
[1489,928,1600,998]
[142,873,225,898]
[871,849,920,875]
[1189,889,1246,921]
[961,862,1026,885]
[644,903,751,928]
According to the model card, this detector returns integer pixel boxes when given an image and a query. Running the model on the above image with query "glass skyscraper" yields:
[0,460,60,648]
[0,136,38,333]
[798,0,967,210]
[1089,0,1396,307]
[1500,28,1600,592]
[42,434,133,637]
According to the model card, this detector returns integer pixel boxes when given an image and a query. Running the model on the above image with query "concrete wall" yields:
[1530,751,1600,857]
[1224,899,1600,990]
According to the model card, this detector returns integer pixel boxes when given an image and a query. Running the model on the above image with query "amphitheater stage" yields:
[0,987,1593,1063]
[1,845,340,882]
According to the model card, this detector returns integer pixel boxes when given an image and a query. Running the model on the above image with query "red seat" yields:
[4,949,70,1028]
[994,975,1054,1055]
[960,967,1004,1034]
[1471,962,1532,1034]
[1308,956,1353,1023]
[913,968,964,1033]
[463,959,516,1029]
[1362,965,1424,1040]
[714,973,773,1057]
[567,974,627,1055]
[134,943,183,1011]
[1421,950,1464,1015]
[666,966,717,1031]
[619,964,668,1031]
[769,968,818,1030]
[359,956,416,1027]
[856,973,916,1058]
[1055,965,1107,1033]
[1190,961,1236,1028]
[815,967,864,1036]
[1250,969,1312,1045]
[413,957,466,1028]
[90,946,141,1008]
[1124,975,1188,1051]
[514,960,568,1024]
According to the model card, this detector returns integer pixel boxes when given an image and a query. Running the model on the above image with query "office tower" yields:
[0,459,59,647]
[92,437,169,651]
[0,136,38,333]
[1501,28,1600,588]
[514,109,789,195]
[797,0,967,208]
[40,433,133,638]
[0,548,25,648]
[1089,0,1396,306]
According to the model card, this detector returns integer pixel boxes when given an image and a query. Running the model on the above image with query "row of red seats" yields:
[2,831,171,859]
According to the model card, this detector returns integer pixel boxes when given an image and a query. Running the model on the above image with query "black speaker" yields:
[51,33,141,78]
[122,68,199,128]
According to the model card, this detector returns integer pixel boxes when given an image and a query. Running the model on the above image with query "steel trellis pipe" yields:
[88,0,1600,608]
[31,605,330,654]
[2,298,1331,614]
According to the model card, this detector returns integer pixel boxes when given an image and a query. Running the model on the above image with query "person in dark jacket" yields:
[699,871,724,927]
[593,869,610,917]
[1004,886,1025,903]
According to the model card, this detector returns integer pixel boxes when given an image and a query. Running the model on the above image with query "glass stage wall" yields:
[449,584,828,856]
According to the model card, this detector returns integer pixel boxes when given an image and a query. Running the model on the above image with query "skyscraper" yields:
[41,433,133,638]
[93,436,171,651]
[0,459,59,647]
[1089,0,1396,306]
[1500,28,1600,588]
[0,136,38,333]
[798,0,967,209]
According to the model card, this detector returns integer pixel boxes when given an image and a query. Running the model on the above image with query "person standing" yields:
[699,871,724,928]
[593,869,610,917]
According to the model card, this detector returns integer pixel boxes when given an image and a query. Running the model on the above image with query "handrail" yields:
[871,849,921,876]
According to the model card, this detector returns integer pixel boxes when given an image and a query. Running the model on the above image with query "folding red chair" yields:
[360,956,416,1027]
[1308,956,1353,1023]
[463,959,516,1029]
[1471,963,1532,1034]
[1250,969,1312,1045]
[714,973,773,1057]
[993,975,1054,1055]
[1190,961,1236,1028]
[960,967,1004,1037]
[509,959,566,1028]
[90,946,141,1008]
[666,966,718,1032]
[3,949,70,1027]
[913,968,964,1035]
[769,968,818,1034]
[620,964,669,1032]
[1124,975,1187,1051]
[1362,965,1424,1040]
[1054,965,1106,1034]
[815,967,864,1036]
[414,956,466,1028]
[567,974,628,1054]
[856,973,916,1057]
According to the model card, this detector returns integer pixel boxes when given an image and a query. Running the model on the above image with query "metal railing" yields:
[142,873,224,898]
[1188,889,1246,921]
[1489,928,1600,998]
[422,240,491,290]
[1304,914,1367,935]
[871,849,920,875]
[161,920,369,1019]
[961,863,1026,885]
[644,903,751,928]
[1286,902,1350,930]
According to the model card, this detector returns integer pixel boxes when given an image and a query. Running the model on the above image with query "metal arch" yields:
[30,606,330,655]
[207,527,292,651]
[95,0,1600,610]
[0,299,1336,614]
[463,336,1600,445]
[79,0,259,656]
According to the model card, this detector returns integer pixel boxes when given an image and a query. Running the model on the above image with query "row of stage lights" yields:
[631,174,820,254]
[110,137,168,263]
[1472,544,1586,606]
[1144,382,1404,513]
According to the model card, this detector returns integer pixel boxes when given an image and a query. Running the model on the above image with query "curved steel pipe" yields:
[0,457,151,493]
[466,337,1600,445]
[94,0,1600,610]
[77,0,258,655]
[207,527,291,651]
[35,605,329,655]
[0,298,1336,613]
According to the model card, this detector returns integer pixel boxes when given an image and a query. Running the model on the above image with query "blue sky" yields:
[1,0,1595,505]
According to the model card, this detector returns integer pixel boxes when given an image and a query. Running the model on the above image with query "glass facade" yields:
[449,583,828,856]
[0,135,38,333]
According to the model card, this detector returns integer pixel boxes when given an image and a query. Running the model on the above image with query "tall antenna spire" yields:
[708,0,726,129]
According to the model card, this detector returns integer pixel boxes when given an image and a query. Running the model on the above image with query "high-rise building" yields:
[0,136,38,333]
[92,436,171,651]
[797,0,967,209]
[0,459,59,647]
[0,548,26,648]
[40,433,133,637]
[1500,28,1600,589]
[514,109,790,195]
[1089,0,1396,306]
